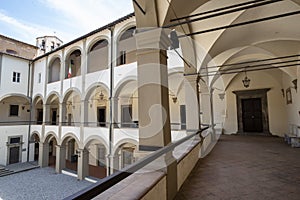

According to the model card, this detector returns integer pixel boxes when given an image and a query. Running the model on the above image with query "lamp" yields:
[242,70,250,88]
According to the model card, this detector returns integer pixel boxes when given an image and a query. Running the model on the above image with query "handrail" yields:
[64,126,209,200]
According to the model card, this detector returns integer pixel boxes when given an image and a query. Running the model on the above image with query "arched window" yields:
[117,27,136,66]
[48,58,61,83]
[65,49,81,79]
[88,39,109,73]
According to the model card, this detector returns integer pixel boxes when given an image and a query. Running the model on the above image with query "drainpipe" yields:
[27,60,33,162]
[108,26,115,175]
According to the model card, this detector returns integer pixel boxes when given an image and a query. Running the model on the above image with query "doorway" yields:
[9,146,20,164]
[37,109,43,124]
[233,89,270,135]
[51,109,57,125]
[242,98,263,132]
[97,107,106,127]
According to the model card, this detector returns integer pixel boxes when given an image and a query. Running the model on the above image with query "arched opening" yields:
[85,85,109,127]
[45,94,59,125]
[44,134,58,168]
[65,49,81,79]
[32,96,43,124]
[117,27,136,66]
[48,57,61,83]
[61,136,79,172]
[0,95,30,125]
[85,139,107,179]
[113,142,137,171]
[30,133,40,162]
[63,90,81,126]
[88,39,109,73]
[116,80,138,128]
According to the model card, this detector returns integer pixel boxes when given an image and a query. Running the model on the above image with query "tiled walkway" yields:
[175,135,300,200]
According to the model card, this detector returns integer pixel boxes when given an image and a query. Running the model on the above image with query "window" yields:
[9,137,21,144]
[12,72,20,83]
[38,73,42,83]
[119,50,126,65]
[9,105,19,116]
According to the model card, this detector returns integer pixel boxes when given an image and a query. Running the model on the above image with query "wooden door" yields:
[242,98,263,132]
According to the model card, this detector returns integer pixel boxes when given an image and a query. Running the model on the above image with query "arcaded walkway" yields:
[175,135,300,200]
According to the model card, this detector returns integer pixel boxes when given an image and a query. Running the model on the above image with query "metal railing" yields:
[63,126,209,200]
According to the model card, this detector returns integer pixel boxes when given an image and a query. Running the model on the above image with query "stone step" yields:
[0,168,14,177]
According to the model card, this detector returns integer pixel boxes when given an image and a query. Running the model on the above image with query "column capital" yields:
[135,28,171,51]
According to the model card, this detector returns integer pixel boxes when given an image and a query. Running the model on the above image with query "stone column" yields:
[209,88,216,140]
[184,75,200,133]
[43,104,50,125]
[135,28,177,200]
[38,142,49,167]
[55,145,66,173]
[28,142,35,162]
[135,28,172,149]
[77,148,89,180]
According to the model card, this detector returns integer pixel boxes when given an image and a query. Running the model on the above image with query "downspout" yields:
[27,60,33,162]
[108,26,115,175]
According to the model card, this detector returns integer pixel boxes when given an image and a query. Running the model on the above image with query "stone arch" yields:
[60,132,81,147]
[64,47,83,78]
[114,76,137,97]
[0,93,30,102]
[87,36,110,73]
[116,24,137,66]
[48,56,61,83]
[112,138,138,156]
[43,131,59,144]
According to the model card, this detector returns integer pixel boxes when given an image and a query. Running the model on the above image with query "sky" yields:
[0,0,133,45]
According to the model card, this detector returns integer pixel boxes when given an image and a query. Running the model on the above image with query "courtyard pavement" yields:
[0,167,93,200]
[175,134,300,200]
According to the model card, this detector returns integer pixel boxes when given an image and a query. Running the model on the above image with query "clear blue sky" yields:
[0,0,133,45]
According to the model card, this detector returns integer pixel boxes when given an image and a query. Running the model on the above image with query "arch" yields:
[62,87,82,102]
[0,93,30,102]
[43,131,59,144]
[116,24,137,66]
[48,56,61,83]
[112,138,138,156]
[84,82,110,101]
[84,135,109,152]
[30,131,41,142]
[114,76,137,97]
[87,36,110,53]
[87,37,110,73]
[32,94,44,104]
[65,47,82,79]
[60,132,81,147]
[45,91,61,104]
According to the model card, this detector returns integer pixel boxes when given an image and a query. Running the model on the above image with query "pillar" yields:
[38,142,49,167]
[135,28,177,200]
[77,148,89,180]
[55,145,66,173]
[184,75,201,133]
[43,104,50,125]
[209,88,216,140]
[28,142,35,162]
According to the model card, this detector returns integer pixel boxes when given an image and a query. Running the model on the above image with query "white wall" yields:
[0,126,29,165]
[0,55,29,98]
[224,70,287,136]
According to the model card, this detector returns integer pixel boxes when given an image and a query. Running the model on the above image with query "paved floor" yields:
[0,167,93,200]
[175,134,300,200]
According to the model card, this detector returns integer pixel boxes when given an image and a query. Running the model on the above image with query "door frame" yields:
[97,106,106,127]
[7,135,23,165]
[233,89,270,135]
